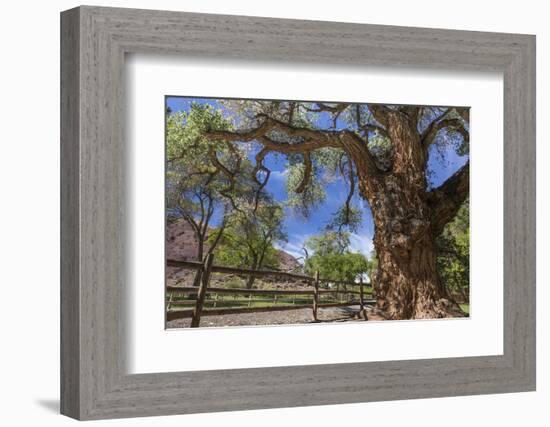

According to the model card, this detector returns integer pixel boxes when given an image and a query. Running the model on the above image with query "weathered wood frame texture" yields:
[60,5,536,420]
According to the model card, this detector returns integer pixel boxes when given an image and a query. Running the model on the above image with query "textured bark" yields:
[351,110,467,320]
[355,171,466,319]
[373,218,463,320]
[245,255,258,289]
[245,275,256,290]
[196,237,204,263]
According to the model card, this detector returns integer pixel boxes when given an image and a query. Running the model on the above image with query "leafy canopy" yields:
[166,103,289,265]
[436,199,469,300]
[209,203,287,270]
[304,231,371,283]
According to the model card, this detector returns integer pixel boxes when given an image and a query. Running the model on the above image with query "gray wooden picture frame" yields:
[60,5,536,421]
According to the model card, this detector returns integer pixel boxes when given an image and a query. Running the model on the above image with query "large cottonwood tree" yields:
[204,101,469,320]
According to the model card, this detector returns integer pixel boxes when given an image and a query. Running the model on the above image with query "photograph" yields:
[164,97,470,328]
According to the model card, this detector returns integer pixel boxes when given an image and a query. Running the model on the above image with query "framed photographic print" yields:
[164,96,470,329]
[61,5,536,420]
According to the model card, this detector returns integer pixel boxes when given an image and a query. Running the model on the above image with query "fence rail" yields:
[166,259,364,287]
[166,285,362,296]
[166,255,373,327]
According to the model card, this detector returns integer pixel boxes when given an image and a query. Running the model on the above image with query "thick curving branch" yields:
[339,131,381,178]
[205,115,342,153]
[205,114,382,180]
[422,117,469,148]
[427,161,470,236]
[454,107,470,123]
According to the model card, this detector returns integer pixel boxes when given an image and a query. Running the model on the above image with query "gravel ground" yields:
[167,304,384,329]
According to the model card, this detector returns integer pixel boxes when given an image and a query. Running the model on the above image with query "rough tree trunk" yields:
[191,237,205,288]
[246,256,259,289]
[196,238,204,263]
[245,275,256,290]
[367,177,465,320]
[354,111,466,320]
[374,229,463,319]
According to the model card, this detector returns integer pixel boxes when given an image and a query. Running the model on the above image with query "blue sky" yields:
[166,97,468,262]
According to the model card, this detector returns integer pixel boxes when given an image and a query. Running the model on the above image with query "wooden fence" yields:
[166,254,375,327]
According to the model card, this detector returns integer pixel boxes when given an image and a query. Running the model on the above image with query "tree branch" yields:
[295,152,312,194]
[303,103,349,114]
[352,104,386,137]
[302,102,348,129]
[251,147,271,213]
[368,105,392,127]
[205,115,342,153]
[339,131,381,178]
[207,147,246,215]
[208,147,234,179]
[206,214,228,257]
[399,105,421,123]
[422,117,469,147]
[178,209,200,236]
[454,107,470,123]
[361,123,388,137]
[202,195,215,238]
[428,161,469,235]
[206,114,382,182]
[341,156,356,231]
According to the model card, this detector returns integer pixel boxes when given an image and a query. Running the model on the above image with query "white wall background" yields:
[0,0,547,425]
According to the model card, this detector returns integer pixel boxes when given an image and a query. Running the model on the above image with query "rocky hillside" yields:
[274,249,302,272]
[166,218,202,262]
[166,218,301,280]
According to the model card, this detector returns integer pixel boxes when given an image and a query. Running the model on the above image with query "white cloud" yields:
[348,232,374,257]
[276,231,374,263]
[275,233,310,264]
[270,169,288,182]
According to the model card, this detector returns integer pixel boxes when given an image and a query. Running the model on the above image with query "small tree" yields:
[304,231,370,284]
[166,104,261,264]
[211,203,287,288]
[304,231,350,257]
[306,252,370,284]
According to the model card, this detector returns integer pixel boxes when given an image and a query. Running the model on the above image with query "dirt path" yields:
[167,304,384,328]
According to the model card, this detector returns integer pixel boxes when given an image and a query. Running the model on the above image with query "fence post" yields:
[359,276,368,320]
[312,270,320,321]
[166,291,173,312]
[190,253,214,328]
